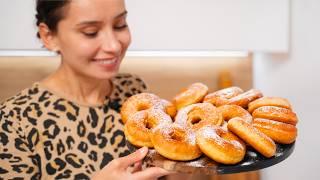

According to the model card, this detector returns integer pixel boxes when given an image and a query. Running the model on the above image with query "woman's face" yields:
[53,0,131,80]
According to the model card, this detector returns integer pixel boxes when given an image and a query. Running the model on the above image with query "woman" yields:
[0,0,171,179]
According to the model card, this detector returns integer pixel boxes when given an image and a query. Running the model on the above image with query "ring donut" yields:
[203,86,244,106]
[175,103,223,130]
[196,125,246,164]
[173,83,209,109]
[150,123,202,161]
[159,99,177,119]
[121,93,176,123]
[217,105,252,123]
[124,109,172,147]
[121,93,161,123]
[226,89,263,108]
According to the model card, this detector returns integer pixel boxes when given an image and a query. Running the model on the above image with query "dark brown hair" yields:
[35,0,70,38]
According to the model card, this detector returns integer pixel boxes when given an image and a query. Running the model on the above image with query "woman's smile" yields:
[92,57,120,71]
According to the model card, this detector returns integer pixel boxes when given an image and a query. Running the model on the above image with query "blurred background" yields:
[0,0,319,180]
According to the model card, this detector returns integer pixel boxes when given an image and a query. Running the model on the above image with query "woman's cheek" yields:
[123,31,131,48]
[77,41,99,57]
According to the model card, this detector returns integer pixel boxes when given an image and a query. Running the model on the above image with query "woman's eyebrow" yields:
[115,10,128,19]
[76,21,101,27]
[75,11,128,27]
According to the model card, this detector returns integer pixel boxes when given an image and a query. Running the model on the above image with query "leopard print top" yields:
[0,73,147,180]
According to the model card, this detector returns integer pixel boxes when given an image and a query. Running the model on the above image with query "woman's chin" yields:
[93,71,119,80]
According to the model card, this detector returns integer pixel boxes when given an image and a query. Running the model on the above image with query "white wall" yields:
[126,0,289,52]
[0,0,288,52]
[254,0,320,179]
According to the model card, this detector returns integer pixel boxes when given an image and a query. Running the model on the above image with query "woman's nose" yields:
[100,31,121,55]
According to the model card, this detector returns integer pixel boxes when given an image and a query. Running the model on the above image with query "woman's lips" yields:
[93,58,119,70]
[94,58,117,64]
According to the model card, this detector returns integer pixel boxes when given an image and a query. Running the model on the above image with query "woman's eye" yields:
[83,32,98,37]
[114,24,128,30]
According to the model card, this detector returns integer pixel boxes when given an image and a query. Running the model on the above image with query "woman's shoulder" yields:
[108,73,147,110]
[0,83,43,113]
[0,83,43,140]
[111,73,147,93]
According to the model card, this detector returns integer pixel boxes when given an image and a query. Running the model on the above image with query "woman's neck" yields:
[40,64,112,106]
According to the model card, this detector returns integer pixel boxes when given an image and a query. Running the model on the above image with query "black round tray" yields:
[127,141,295,175]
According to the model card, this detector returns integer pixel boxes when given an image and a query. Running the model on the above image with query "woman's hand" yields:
[92,147,171,180]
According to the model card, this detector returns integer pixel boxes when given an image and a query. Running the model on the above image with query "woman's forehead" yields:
[65,0,126,22]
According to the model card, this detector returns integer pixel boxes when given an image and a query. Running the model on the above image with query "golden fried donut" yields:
[227,117,276,158]
[196,125,246,164]
[217,105,252,123]
[172,83,209,109]
[226,89,263,108]
[121,93,161,123]
[121,93,175,123]
[203,86,244,106]
[150,123,202,161]
[159,99,177,119]
[248,97,292,113]
[124,109,172,147]
[175,103,223,130]
[252,106,298,125]
[253,118,297,144]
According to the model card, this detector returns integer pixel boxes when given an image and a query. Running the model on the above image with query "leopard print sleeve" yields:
[124,73,148,95]
[114,73,147,95]
[110,73,148,112]
[0,73,148,179]
[0,104,41,180]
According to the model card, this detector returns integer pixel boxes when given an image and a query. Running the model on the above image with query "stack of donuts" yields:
[121,83,298,165]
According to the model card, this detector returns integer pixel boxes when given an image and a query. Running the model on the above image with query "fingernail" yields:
[139,146,147,154]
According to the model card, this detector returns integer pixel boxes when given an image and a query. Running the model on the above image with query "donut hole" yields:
[190,116,202,125]
[137,104,151,111]
[187,109,204,125]
[145,121,154,129]
[169,130,184,141]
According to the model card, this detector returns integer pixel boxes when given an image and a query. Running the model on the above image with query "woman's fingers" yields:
[115,147,148,169]
[131,161,142,173]
[133,167,172,180]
